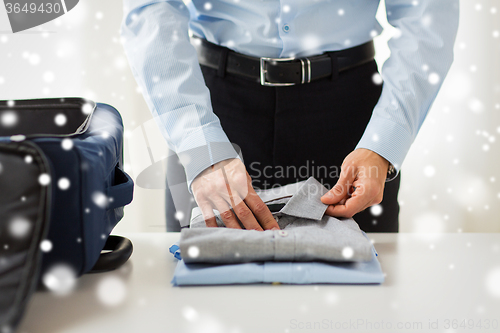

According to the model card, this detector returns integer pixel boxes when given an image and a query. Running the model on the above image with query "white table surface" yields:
[18,233,500,333]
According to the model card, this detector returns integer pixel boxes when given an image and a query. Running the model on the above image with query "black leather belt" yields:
[191,35,375,86]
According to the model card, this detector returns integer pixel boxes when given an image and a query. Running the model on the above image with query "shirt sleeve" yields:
[355,0,459,180]
[120,0,240,192]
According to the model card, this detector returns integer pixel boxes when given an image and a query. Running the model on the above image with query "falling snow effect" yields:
[188,246,200,258]
[324,292,339,305]
[54,113,67,126]
[423,165,435,177]
[485,268,500,297]
[1,111,18,127]
[412,213,444,240]
[468,98,484,113]
[87,109,120,139]
[61,138,74,150]
[92,191,108,208]
[40,239,53,252]
[341,246,354,259]
[1,325,12,333]
[178,154,191,166]
[81,103,93,115]
[427,72,440,85]
[182,306,199,322]
[28,53,41,65]
[175,211,185,221]
[10,135,25,142]
[58,177,71,190]
[38,173,51,186]
[96,276,127,306]
[42,264,77,296]
[370,204,383,216]
[8,217,31,239]
[421,14,432,27]
[372,73,383,85]
[43,71,55,83]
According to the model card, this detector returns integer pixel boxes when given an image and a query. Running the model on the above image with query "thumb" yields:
[321,168,355,205]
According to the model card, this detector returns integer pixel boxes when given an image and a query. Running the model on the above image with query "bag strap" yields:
[107,166,134,210]
[89,235,133,273]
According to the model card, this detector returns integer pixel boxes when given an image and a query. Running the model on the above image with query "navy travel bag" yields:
[0,97,134,331]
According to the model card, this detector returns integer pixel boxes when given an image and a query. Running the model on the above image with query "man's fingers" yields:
[324,184,371,218]
[192,160,281,231]
[210,198,242,229]
[199,203,218,227]
[232,199,264,231]
[321,167,355,205]
[325,197,365,218]
[242,189,279,230]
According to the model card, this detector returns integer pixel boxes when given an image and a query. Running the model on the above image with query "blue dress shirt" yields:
[120,0,459,189]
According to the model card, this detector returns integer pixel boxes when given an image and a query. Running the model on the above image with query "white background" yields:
[1,0,499,233]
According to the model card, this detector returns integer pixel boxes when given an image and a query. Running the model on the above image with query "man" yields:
[121,0,459,232]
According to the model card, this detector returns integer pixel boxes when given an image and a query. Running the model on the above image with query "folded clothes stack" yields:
[169,177,384,286]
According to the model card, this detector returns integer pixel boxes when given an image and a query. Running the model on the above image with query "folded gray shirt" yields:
[180,177,372,264]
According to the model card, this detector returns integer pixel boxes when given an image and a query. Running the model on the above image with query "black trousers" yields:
[165,60,400,232]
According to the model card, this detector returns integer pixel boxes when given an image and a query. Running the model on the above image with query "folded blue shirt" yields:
[169,179,384,286]
[170,232,384,286]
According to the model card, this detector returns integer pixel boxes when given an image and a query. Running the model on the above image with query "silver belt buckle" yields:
[260,56,311,86]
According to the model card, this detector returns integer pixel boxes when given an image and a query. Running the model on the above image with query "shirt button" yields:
[282,24,290,33]
[278,230,288,237]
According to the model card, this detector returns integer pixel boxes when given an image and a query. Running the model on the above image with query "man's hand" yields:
[192,158,280,230]
[321,148,389,218]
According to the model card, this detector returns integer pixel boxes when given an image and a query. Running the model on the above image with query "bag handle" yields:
[107,166,134,210]
[89,235,133,273]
